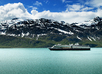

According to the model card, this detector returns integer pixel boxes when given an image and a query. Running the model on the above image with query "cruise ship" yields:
[49,44,90,50]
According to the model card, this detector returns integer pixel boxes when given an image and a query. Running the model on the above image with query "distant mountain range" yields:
[0,16,102,47]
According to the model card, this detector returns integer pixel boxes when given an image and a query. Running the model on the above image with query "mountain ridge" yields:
[0,16,102,47]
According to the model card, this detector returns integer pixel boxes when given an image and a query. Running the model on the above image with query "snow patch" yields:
[76,19,98,26]
[36,35,39,40]
[97,37,100,40]
[0,32,6,35]
[54,28,74,35]
[87,37,92,41]
[36,34,47,40]
[21,33,25,37]
[26,32,29,36]
[77,36,82,40]
[91,37,96,41]
[7,34,16,36]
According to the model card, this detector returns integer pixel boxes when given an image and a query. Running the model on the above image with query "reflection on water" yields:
[0,48,102,74]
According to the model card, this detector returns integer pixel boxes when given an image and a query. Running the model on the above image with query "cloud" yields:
[0,2,32,21]
[93,0,102,7]
[66,4,94,12]
[65,1,72,3]
[33,1,42,6]
[28,6,37,10]
[81,7,93,11]
[31,10,99,23]
[62,0,65,3]
[44,0,49,4]
[62,0,72,3]
[0,2,102,24]
[31,10,38,15]
[66,4,84,12]
[86,0,102,7]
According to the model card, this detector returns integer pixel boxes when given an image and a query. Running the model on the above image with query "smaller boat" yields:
[49,44,90,50]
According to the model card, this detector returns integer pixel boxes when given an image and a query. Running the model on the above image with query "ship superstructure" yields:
[49,44,90,50]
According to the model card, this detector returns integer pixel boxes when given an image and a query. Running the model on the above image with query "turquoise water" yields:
[0,48,102,74]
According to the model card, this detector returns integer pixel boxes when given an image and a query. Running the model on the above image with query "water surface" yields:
[0,48,102,74]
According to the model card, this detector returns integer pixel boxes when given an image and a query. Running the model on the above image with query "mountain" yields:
[0,16,102,47]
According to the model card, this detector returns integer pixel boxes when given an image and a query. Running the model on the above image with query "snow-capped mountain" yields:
[0,17,102,41]
[75,16,102,26]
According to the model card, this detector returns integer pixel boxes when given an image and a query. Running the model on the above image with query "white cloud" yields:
[66,4,94,12]
[31,10,38,15]
[0,2,102,24]
[0,2,32,21]
[62,0,72,3]
[31,10,98,23]
[93,0,102,7]
[66,4,84,12]
[33,1,42,6]
[28,6,37,10]
[62,0,65,3]
[65,1,72,3]
[86,0,102,7]
[81,7,93,11]
[96,8,102,16]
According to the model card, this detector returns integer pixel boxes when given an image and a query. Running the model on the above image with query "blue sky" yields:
[0,0,73,12]
[0,0,102,23]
